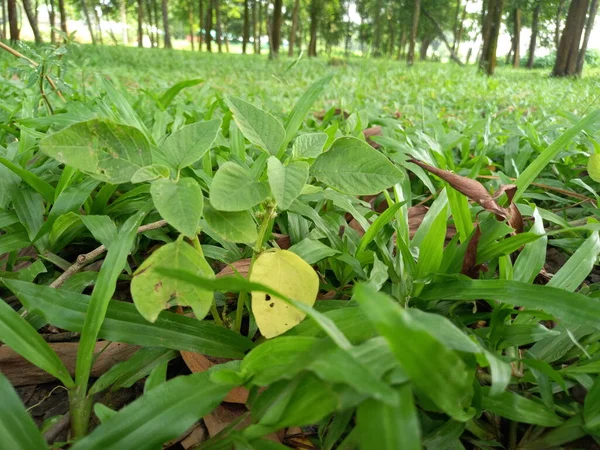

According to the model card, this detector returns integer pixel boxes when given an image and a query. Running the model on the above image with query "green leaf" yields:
[79,215,118,249]
[292,133,328,159]
[356,201,404,254]
[39,119,153,184]
[515,110,600,201]
[226,97,285,155]
[419,279,600,329]
[159,78,203,109]
[588,154,600,182]
[353,284,475,421]
[415,204,447,280]
[356,384,420,450]
[311,137,402,195]
[72,368,236,450]
[267,157,309,210]
[90,347,177,394]
[151,177,202,237]
[481,387,563,427]
[131,240,214,322]
[4,279,253,358]
[513,207,547,284]
[131,164,170,183]
[0,298,74,387]
[288,238,339,264]
[284,74,333,150]
[93,403,118,423]
[0,156,55,203]
[203,204,257,244]
[158,119,221,169]
[209,162,269,212]
[144,360,169,392]
[548,232,600,291]
[0,229,30,254]
[0,373,48,450]
[584,376,600,432]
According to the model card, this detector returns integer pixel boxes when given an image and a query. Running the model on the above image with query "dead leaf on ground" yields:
[313,108,350,120]
[203,404,283,443]
[215,259,252,279]
[461,225,483,278]
[363,126,382,149]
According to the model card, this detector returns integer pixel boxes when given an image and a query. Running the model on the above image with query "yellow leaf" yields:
[250,249,318,338]
[588,154,600,183]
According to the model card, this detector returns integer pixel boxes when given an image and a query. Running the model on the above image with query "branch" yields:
[0,41,67,102]
[422,9,465,66]
[49,220,168,289]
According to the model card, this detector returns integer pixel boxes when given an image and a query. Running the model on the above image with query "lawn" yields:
[1,42,600,449]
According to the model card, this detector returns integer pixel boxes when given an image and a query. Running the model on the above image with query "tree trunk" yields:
[162,0,172,48]
[511,5,521,67]
[81,0,96,44]
[152,0,160,45]
[252,0,258,53]
[387,14,395,58]
[215,0,222,52]
[372,0,384,56]
[188,0,195,50]
[423,9,464,65]
[8,0,18,41]
[120,0,127,45]
[308,0,319,57]
[396,28,406,59]
[92,5,103,44]
[270,0,282,58]
[407,0,421,66]
[419,38,431,60]
[479,0,504,75]
[526,1,540,68]
[48,0,56,43]
[257,0,262,53]
[242,0,249,53]
[553,0,589,76]
[145,0,155,47]
[1,0,7,39]
[466,46,472,63]
[452,0,461,50]
[137,0,144,46]
[22,0,43,43]
[288,0,299,56]
[453,0,468,53]
[205,0,212,51]
[555,0,566,51]
[198,0,203,49]
[576,0,599,75]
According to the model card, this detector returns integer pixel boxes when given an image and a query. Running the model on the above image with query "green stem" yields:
[233,204,276,333]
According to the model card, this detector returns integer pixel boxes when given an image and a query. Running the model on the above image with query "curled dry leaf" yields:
[313,108,350,120]
[363,126,382,149]
[461,225,483,278]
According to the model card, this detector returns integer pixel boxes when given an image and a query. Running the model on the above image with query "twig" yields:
[0,41,66,102]
[49,220,168,289]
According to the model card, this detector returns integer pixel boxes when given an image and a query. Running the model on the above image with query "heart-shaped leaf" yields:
[151,177,203,237]
[209,162,269,211]
[267,157,309,210]
[131,240,214,322]
[131,164,171,183]
[203,204,258,244]
[157,119,221,169]
[250,250,319,338]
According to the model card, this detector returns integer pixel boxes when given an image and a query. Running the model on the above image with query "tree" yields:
[188,0,195,50]
[253,0,258,53]
[554,0,566,51]
[8,0,18,41]
[215,0,222,52]
[81,0,97,44]
[372,0,384,56]
[479,0,504,75]
[270,0,283,58]
[120,0,127,45]
[288,0,300,56]
[162,0,173,48]
[576,0,599,75]
[526,0,541,68]
[553,0,589,76]
[242,0,250,53]
[407,0,421,66]
[206,0,212,51]
[308,0,320,56]
[47,0,56,43]
[198,0,204,49]
[137,0,144,46]
[511,3,521,68]
[22,0,44,43]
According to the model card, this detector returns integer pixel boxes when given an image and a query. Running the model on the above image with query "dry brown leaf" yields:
[461,225,483,278]
[180,424,208,449]
[203,404,283,443]
[363,126,382,149]
[313,108,350,120]
[215,259,252,279]
[274,233,291,249]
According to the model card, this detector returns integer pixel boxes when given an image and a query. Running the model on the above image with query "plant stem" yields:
[234,204,276,333]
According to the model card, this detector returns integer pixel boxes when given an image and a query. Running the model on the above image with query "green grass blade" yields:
[0,156,55,203]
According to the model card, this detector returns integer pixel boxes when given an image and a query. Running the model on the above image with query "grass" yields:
[1,41,600,449]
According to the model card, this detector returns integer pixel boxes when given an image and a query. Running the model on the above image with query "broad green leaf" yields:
[144,360,169,392]
[151,177,202,237]
[481,387,563,427]
[131,240,214,322]
[415,205,447,280]
[588,154,600,182]
[250,250,319,338]
[284,74,333,149]
[524,416,587,449]
[356,201,404,254]
[477,232,542,263]
[203,204,258,244]
[515,109,600,201]
[75,210,148,399]
[131,164,170,183]
[79,215,118,249]
[267,157,309,210]
[72,368,236,450]
[513,207,547,283]
[420,279,600,328]
[0,229,30,254]
[353,284,475,421]
[446,187,473,243]
[288,238,339,264]
[584,376,600,432]
[311,137,402,195]
[0,298,74,388]
[0,373,48,450]
[39,119,153,184]
[209,162,269,212]
[356,384,420,450]
[158,119,221,169]
[4,279,253,358]
[497,324,560,349]
[90,347,177,394]
[10,187,45,242]
[158,78,203,109]
[226,97,285,156]
[292,133,328,159]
